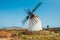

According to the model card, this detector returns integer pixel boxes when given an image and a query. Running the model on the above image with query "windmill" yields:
[22,2,42,31]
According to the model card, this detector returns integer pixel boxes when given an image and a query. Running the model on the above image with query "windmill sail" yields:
[32,2,42,13]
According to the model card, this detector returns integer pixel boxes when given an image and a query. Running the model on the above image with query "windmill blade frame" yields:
[22,15,29,25]
[22,2,42,26]
[32,2,42,13]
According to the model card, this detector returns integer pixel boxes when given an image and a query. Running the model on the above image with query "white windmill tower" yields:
[22,2,42,31]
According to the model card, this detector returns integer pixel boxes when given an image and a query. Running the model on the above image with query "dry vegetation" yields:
[0,28,60,40]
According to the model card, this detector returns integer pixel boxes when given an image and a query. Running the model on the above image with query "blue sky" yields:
[0,0,60,28]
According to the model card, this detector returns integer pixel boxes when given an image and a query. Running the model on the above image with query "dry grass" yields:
[0,28,60,40]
